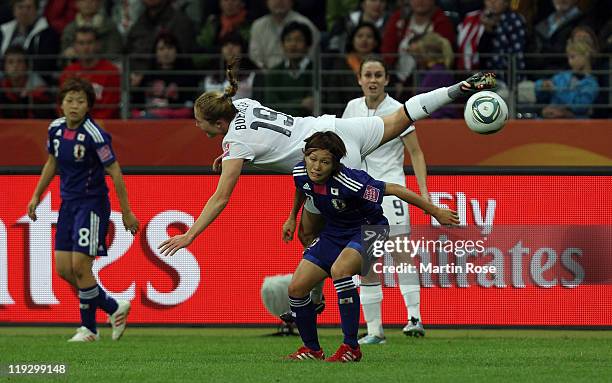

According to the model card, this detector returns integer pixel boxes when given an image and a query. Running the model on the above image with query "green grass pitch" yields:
[1,327,611,382]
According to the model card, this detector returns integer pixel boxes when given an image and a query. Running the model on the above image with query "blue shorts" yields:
[303,222,389,276]
[56,197,110,257]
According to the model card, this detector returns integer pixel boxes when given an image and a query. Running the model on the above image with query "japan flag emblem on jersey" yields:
[73,144,86,161]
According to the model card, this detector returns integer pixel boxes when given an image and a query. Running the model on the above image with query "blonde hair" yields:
[566,40,594,71]
[195,57,240,122]
[416,32,454,69]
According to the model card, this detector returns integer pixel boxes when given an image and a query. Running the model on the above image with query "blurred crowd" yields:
[0,0,610,119]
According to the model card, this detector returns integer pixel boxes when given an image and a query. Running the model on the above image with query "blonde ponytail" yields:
[195,57,241,122]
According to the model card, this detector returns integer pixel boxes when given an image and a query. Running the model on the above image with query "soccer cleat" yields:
[285,346,325,360]
[109,299,131,340]
[68,326,99,342]
[358,334,387,345]
[460,72,497,94]
[403,316,425,337]
[325,344,362,362]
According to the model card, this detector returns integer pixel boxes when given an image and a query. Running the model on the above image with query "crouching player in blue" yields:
[27,78,140,342]
[282,132,459,362]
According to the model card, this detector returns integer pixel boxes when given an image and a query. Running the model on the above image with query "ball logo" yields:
[472,96,500,124]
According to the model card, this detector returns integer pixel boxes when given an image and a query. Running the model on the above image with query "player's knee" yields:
[330,263,353,280]
[287,280,309,298]
[71,258,92,281]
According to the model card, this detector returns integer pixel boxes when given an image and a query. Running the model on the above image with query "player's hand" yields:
[27,196,40,221]
[433,207,460,226]
[282,217,297,243]
[122,211,139,235]
[212,154,223,172]
[158,234,193,256]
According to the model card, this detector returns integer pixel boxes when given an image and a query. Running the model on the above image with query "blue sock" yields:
[289,295,320,351]
[334,277,360,348]
[95,284,118,315]
[78,285,99,334]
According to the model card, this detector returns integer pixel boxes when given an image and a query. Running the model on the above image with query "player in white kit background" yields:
[158,58,495,257]
[342,56,428,344]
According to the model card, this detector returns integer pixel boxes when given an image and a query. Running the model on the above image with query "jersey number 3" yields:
[250,107,294,137]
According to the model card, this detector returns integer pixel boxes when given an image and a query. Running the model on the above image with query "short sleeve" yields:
[336,168,386,204]
[292,162,307,188]
[93,130,116,167]
[400,124,416,138]
[221,140,255,162]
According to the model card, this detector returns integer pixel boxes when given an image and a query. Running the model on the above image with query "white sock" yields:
[310,280,324,304]
[404,87,452,121]
[360,284,384,337]
[398,271,421,321]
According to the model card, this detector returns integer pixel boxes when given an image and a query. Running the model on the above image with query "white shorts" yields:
[382,195,410,236]
[331,116,385,169]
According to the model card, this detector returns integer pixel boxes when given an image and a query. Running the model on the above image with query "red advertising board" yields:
[0,175,610,326]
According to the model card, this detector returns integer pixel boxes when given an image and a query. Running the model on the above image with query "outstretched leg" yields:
[380,72,497,145]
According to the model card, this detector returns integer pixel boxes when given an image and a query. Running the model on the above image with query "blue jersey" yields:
[47,116,116,201]
[293,162,387,230]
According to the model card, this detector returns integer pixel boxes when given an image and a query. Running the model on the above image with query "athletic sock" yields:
[289,295,320,351]
[404,87,453,121]
[334,277,360,348]
[78,285,99,334]
[359,283,384,337]
[95,284,119,315]
[398,264,421,320]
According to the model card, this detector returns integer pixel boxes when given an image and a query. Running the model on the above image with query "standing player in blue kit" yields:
[281,132,459,362]
[27,77,139,342]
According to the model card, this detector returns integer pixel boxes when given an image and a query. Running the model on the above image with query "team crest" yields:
[77,133,86,141]
[331,187,339,196]
[331,199,347,211]
[73,144,86,161]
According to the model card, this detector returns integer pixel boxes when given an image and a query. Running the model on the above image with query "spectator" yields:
[458,0,527,80]
[131,31,196,119]
[255,21,314,116]
[323,22,381,115]
[62,0,123,61]
[534,39,599,119]
[59,26,120,119]
[413,32,458,118]
[43,0,77,35]
[382,0,455,82]
[110,0,144,37]
[532,0,585,70]
[569,24,599,52]
[248,0,320,69]
[0,45,52,118]
[0,0,60,82]
[196,0,251,55]
[125,0,195,71]
[326,0,388,53]
[202,32,258,100]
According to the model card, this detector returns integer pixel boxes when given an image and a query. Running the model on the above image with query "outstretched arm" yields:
[27,155,57,221]
[158,158,244,256]
[385,183,459,225]
[402,132,430,202]
[106,161,139,234]
[282,189,306,243]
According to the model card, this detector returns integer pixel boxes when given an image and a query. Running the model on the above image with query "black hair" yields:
[304,131,347,173]
[281,21,313,48]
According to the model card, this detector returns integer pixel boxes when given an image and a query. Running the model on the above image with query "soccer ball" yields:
[464,91,508,134]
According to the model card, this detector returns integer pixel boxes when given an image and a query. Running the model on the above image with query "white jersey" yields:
[342,94,414,230]
[342,95,414,186]
[221,98,384,173]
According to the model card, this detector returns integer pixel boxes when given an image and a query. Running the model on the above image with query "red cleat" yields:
[285,346,325,360]
[325,343,362,362]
